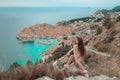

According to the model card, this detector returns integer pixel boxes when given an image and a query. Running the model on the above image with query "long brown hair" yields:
[76,36,86,56]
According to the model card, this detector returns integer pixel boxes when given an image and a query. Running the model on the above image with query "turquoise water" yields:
[0,7,106,70]
[6,38,59,70]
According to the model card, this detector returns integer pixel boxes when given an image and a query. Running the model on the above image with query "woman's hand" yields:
[63,64,69,69]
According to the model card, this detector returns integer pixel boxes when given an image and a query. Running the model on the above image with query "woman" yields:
[63,36,89,77]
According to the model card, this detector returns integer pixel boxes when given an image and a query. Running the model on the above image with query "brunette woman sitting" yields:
[63,36,89,78]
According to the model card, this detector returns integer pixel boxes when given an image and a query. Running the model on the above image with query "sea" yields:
[0,7,111,70]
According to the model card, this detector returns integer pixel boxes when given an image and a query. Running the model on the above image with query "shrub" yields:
[103,16,114,29]
[94,42,110,52]
[9,62,20,70]
[94,18,103,22]
[71,31,76,35]
[116,16,120,22]
[56,21,68,26]
[32,63,48,79]
[50,67,64,80]
[96,27,102,35]
[63,36,68,40]
[67,17,94,23]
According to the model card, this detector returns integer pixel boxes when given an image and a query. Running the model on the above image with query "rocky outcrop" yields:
[35,75,119,80]
[64,75,119,80]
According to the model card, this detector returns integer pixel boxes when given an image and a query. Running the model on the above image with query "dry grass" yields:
[0,61,84,80]
[94,42,111,52]
[85,52,120,78]
[0,63,33,80]
[87,22,120,78]
[50,67,64,80]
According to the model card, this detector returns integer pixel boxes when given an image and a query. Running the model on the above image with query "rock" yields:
[57,55,69,68]
[52,48,73,68]
[92,75,119,80]
[46,45,71,63]
[117,43,120,47]
[64,75,120,80]
[35,76,54,80]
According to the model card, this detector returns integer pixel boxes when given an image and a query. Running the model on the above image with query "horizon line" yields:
[0,5,117,7]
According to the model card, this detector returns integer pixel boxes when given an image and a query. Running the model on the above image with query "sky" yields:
[0,0,120,8]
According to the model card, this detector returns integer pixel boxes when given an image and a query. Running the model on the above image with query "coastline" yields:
[0,5,120,80]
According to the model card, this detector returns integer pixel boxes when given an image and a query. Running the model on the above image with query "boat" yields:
[37,41,51,45]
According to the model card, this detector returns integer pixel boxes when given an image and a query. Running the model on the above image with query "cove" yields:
[6,38,59,70]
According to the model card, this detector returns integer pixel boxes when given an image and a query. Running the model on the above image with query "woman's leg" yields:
[63,55,75,69]
[76,58,85,71]
[61,55,74,71]
[66,55,75,65]
[76,58,89,78]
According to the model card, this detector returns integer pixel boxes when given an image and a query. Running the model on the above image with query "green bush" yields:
[116,16,120,22]
[71,31,76,35]
[67,17,94,23]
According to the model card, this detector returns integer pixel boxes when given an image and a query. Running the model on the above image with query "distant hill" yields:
[112,5,120,12]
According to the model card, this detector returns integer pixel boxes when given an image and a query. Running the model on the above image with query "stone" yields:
[64,75,120,80]
[35,76,54,80]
